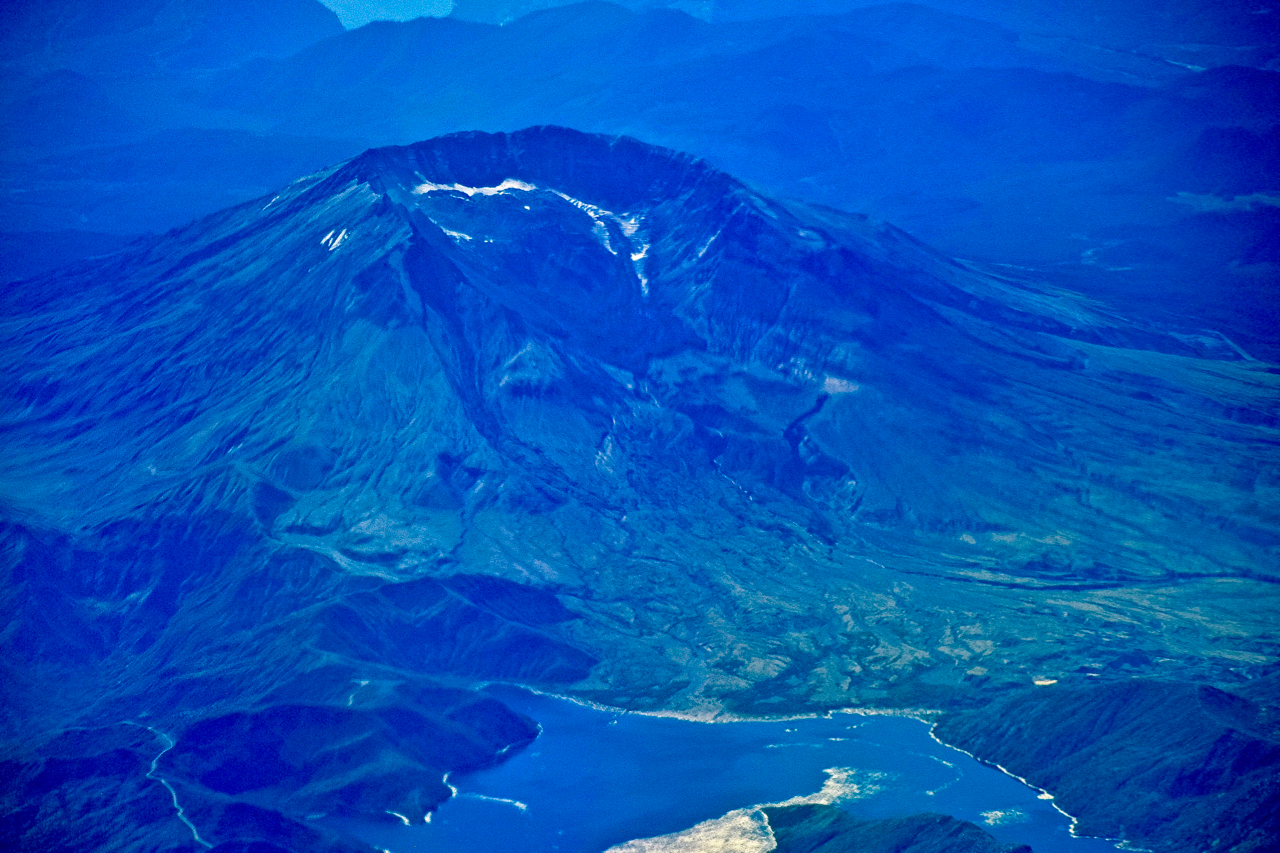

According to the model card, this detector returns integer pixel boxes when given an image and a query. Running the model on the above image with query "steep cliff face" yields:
[2,127,1277,850]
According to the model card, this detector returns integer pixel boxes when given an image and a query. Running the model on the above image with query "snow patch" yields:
[346,679,370,706]
[695,227,723,260]
[593,221,614,252]
[320,229,349,250]
[595,434,618,474]
[822,376,859,394]
[553,190,619,253]
[553,190,610,219]
[413,179,536,196]
[631,243,650,297]
[551,194,654,271]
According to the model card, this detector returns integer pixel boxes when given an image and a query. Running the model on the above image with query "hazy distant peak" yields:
[320,0,456,28]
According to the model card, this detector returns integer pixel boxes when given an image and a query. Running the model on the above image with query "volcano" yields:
[2,126,1277,852]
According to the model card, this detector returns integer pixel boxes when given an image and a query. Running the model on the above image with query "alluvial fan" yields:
[1,126,1276,853]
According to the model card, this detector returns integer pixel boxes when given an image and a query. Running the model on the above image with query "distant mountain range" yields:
[451,0,1280,67]
[3,1,1277,357]
[2,127,1277,852]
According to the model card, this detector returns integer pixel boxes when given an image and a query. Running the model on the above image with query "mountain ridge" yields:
[7,2,1278,368]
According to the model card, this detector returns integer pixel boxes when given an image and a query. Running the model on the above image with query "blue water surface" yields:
[333,685,1125,853]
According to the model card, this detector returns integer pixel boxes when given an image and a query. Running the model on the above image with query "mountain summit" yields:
[2,127,1277,851]
[5,126,1273,577]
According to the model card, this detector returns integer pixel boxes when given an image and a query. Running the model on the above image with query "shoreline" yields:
[467,681,1134,850]
[923,724,1147,852]
[495,681,942,725]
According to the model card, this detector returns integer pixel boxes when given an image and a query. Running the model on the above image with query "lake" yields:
[332,685,1126,853]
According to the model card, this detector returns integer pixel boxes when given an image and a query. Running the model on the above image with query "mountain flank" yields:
[2,127,1276,851]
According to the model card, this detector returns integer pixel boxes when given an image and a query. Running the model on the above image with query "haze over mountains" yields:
[3,0,1278,354]
[1,3,1278,853]
[450,0,1280,65]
